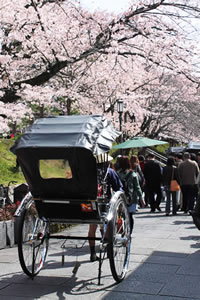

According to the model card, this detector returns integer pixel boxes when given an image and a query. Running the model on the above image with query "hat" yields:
[95,153,113,163]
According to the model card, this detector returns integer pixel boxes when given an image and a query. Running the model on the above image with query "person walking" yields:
[130,155,145,208]
[88,154,123,262]
[138,155,145,173]
[130,155,145,187]
[114,155,122,172]
[174,152,183,210]
[178,152,199,213]
[138,155,149,207]
[163,157,180,216]
[197,152,200,168]
[174,153,183,166]
[143,153,163,212]
[118,156,143,233]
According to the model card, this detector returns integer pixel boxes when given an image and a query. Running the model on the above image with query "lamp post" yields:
[117,99,124,141]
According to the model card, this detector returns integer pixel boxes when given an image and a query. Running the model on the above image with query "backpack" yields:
[120,171,132,205]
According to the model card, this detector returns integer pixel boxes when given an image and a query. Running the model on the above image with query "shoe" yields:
[150,209,155,213]
[156,207,161,212]
[90,253,99,262]
[172,212,177,215]
[166,213,169,216]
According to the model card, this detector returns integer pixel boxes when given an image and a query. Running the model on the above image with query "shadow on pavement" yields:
[1,246,200,299]
[1,211,200,299]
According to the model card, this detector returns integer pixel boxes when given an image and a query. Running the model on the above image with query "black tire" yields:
[108,193,131,283]
[18,201,49,278]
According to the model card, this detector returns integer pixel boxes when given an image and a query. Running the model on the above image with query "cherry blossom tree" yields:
[0,0,200,141]
[136,73,200,141]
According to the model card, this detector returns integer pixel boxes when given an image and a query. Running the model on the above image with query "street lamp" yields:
[117,99,124,141]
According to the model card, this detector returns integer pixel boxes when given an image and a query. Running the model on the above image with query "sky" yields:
[80,0,200,42]
[79,0,131,14]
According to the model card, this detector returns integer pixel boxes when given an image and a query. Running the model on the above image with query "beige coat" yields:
[178,159,199,185]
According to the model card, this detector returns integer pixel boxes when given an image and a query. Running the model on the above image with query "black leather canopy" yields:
[11,115,119,155]
[10,115,119,200]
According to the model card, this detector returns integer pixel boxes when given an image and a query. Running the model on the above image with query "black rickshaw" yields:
[11,115,131,284]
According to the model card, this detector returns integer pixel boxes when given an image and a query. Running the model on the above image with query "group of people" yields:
[137,151,200,216]
[88,153,143,262]
[88,150,200,262]
[165,152,200,215]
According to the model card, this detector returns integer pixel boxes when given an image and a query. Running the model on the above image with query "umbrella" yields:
[112,136,168,149]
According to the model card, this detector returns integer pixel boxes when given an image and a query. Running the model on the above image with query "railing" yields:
[146,148,167,166]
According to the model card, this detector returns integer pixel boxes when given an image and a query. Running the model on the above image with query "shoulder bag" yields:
[170,167,180,192]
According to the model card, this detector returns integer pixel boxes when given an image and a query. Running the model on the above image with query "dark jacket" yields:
[97,166,123,199]
[105,167,123,199]
[143,159,162,188]
[162,165,180,187]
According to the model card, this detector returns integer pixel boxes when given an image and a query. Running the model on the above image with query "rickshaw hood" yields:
[11,115,120,155]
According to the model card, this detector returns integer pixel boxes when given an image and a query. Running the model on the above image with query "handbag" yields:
[170,167,180,192]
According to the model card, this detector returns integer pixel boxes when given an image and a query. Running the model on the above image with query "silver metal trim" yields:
[42,200,70,204]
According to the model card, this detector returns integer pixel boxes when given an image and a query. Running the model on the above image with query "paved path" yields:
[1,203,200,299]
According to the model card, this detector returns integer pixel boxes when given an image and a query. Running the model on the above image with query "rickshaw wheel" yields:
[17,202,49,278]
[108,195,131,283]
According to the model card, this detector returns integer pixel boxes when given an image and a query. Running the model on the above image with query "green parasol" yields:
[112,136,168,149]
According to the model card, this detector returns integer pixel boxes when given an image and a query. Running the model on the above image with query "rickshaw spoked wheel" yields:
[107,195,131,283]
[17,201,49,278]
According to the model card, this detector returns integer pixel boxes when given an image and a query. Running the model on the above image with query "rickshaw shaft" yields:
[49,235,101,241]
